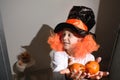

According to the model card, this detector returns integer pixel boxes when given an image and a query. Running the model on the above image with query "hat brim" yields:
[54,23,88,37]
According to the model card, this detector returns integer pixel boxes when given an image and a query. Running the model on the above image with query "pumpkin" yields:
[69,63,85,73]
[85,61,100,74]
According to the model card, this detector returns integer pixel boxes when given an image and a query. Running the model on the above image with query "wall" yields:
[0,0,100,74]
[95,0,120,72]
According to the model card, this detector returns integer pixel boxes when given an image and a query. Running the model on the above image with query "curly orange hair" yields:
[47,32,99,58]
[47,32,64,51]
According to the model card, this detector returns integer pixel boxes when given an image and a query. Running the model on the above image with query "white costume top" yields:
[50,50,95,72]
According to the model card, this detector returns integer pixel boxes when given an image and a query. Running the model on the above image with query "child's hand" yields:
[60,68,87,80]
[70,70,87,80]
[60,57,109,80]
[87,71,109,80]
[60,58,87,79]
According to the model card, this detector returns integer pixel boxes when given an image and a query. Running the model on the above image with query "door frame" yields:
[0,11,12,80]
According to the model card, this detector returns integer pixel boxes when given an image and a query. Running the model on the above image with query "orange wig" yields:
[47,32,99,58]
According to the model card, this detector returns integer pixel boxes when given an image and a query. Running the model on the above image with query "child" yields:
[48,6,109,80]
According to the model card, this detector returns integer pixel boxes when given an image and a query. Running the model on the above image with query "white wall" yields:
[0,0,100,74]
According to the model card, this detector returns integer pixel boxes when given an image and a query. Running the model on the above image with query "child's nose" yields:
[63,35,68,41]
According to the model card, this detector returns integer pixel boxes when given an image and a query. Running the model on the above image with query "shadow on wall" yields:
[13,24,53,80]
[23,24,53,71]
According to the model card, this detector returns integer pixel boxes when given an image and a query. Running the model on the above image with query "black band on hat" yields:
[54,23,89,37]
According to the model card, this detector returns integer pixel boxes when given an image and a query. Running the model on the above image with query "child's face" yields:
[61,28,83,50]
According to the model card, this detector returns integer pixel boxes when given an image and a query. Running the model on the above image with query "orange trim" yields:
[66,19,88,31]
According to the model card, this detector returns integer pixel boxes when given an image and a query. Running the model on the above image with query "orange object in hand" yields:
[69,63,85,73]
[85,61,100,74]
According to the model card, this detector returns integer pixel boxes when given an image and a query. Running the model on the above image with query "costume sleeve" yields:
[84,54,95,64]
[49,50,68,72]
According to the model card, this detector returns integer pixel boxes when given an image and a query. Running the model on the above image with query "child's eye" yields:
[68,34,71,37]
